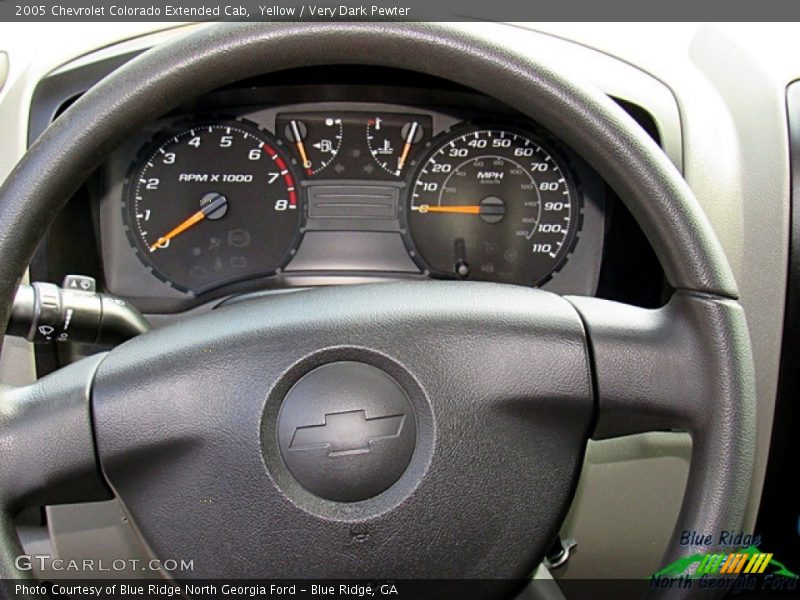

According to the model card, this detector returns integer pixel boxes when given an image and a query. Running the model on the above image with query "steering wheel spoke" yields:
[0,354,111,512]
[568,292,757,566]
[567,292,755,441]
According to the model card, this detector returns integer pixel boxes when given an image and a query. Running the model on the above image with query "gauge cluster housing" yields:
[27,64,666,317]
[93,88,607,311]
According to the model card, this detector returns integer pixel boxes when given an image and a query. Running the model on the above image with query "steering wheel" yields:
[0,23,755,599]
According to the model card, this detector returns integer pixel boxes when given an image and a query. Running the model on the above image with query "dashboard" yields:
[85,77,612,312]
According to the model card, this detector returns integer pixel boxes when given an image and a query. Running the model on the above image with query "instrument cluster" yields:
[105,100,606,307]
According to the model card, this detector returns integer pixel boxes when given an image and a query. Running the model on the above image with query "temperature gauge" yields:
[277,113,344,176]
[366,114,431,176]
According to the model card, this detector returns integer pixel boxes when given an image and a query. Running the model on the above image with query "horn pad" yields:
[276,361,418,503]
[92,282,593,586]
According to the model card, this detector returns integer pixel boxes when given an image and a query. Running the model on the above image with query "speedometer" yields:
[405,126,581,286]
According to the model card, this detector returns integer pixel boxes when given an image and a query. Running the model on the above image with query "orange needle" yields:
[416,204,482,215]
[150,194,228,251]
[290,120,312,170]
[397,141,412,172]
[149,210,205,251]
[296,140,311,169]
[396,121,420,174]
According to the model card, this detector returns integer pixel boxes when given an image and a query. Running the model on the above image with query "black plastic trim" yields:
[755,80,800,570]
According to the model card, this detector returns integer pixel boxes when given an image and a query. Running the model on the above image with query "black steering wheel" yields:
[0,23,755,599]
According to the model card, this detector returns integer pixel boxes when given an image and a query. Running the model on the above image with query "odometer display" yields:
[406,127,580,286]
[123,120,301,293]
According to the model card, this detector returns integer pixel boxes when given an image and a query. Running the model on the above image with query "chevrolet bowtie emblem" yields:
[289,409,406,457]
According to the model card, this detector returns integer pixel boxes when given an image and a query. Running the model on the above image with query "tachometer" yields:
[123,120,301,294]
[405,126,581,286]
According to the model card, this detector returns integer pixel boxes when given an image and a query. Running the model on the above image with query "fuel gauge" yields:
[366,114,431,177]
[277,113,344,176]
